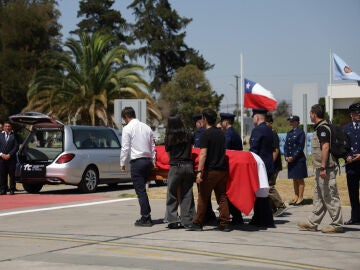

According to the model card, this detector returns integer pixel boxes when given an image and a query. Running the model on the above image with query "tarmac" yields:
[0,183,359,270]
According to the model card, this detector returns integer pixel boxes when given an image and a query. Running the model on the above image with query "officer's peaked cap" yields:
[287,115,300,122]
[252,108,268,117]
[349,103,360,113]
[192,114,202,121]
[220,113,235,121]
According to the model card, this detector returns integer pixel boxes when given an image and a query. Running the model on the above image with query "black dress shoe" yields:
[9,190,15,195]
[168,222,183,229]
[0,190,6,195]
[344,219,360,225]
[289,200,297,205]
[216,224,233,232]
[294,200,305,206]
[186,223,203,231]
[230,218,244,226]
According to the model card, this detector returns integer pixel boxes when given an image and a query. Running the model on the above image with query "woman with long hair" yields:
[164,115,196,229]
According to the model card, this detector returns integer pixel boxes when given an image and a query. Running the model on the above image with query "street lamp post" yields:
[234,75,240,123]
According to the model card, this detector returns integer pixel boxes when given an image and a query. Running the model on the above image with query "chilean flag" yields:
[244,78,277,111]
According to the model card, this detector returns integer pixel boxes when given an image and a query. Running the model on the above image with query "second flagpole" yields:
[240,53,244,143]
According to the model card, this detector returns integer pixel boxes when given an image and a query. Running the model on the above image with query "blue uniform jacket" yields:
[193,127,205,148]
[343,122,360,174]
[250,122,274,177]
[283,127,306,161]
[224,127,243,150]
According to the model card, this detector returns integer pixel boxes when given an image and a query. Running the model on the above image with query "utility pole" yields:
[234,75,240,123]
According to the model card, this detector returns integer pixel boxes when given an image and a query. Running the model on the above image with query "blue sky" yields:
[58,0,360,109]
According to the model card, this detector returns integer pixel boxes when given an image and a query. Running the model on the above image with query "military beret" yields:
[220,113,236,121]
[349,103,360,113]
[287,115,300,122]
[252,108,268,117]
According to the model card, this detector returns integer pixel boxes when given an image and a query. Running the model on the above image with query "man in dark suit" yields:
[0,121,19,195]
[343,103,360,225]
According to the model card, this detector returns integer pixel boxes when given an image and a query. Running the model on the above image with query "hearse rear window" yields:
[72,128,121,149]
[19,130,63,162]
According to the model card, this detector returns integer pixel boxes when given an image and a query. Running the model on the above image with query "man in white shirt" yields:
[120,107,156,227]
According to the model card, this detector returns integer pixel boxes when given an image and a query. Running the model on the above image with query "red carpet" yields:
[0,194,102,210]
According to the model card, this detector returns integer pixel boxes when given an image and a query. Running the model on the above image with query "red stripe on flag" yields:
[244,92,277,110]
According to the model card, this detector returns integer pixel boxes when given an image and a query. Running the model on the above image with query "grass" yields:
[276,174,349,206]
[147,173,351,206]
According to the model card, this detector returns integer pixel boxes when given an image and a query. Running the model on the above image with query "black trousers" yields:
[346,173,360,221]
[0,158,16,191]
[130,158,153,217]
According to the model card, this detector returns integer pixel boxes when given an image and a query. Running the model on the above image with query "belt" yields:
[170,162,192,167]
[130,157,151,163]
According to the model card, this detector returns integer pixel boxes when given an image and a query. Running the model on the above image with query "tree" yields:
[0,0,62,120]
[158,64,222,128]
[128,0,213,92]
[73,0,133,46]
[26,31,161,126]
[274,100,289,117]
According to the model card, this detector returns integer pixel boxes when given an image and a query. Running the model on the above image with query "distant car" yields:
[10,112,132,193]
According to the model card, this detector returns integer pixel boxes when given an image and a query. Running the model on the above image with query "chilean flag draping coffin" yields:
[244,78,277,111]
[154,146,263,215]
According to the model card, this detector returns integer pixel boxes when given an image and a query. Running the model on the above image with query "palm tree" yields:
[26,31,161,126]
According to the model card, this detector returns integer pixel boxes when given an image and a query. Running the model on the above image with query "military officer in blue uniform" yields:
[343,103,360,225]
[219,112,244,225]
[250,109,275,179]
[248,108,274,227]
[284,115,308,206]
[193,114,205,148]
[220,113,243,150]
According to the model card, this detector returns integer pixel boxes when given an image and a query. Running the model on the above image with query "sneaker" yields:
[321,226,344,233]
[273,207,287,217]
[216,224,233,232]
[297,221,317,232]
[186,222,203,231]
[134,216,153,227]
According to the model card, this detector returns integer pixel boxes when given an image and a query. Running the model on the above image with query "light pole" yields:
[234,75,240,123]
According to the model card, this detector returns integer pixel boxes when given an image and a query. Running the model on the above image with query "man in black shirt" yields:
[187,109,231,232]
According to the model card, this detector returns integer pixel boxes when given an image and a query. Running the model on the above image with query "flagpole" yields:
[329,49,332,85]
[240,53,244,143]
[329,49,333,121]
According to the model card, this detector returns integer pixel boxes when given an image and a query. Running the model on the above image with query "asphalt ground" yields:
[0,183,360,270]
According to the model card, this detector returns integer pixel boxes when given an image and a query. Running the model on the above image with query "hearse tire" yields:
[78,166,98,193]
[22,183,43,193]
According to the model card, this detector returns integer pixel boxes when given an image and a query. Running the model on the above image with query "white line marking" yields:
[0,198,136,217]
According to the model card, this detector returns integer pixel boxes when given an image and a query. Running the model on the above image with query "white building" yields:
[291,83,319,125]
[325,83,360,120]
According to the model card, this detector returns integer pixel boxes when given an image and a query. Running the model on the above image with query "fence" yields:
[278,133,313,155]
